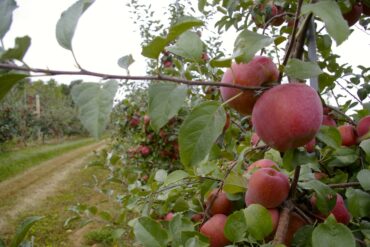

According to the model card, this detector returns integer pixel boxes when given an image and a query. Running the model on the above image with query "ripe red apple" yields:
[163,60,173,68]
[200,214,230,247]
[356,115,370,138]
[164,212,174,221]
[247,159,279,173]
[322,115,336,127]
[284,212,307,246]
[220,56,278,115]
[191,213,204,222]
[139,145,151,156]
[304,138,316,153]
[129,116,140,127]
[223,112,231,132]
[310,193,351,225]
[338,124,357,146]
[269,208,280,233]
[143,115,150,126]
[245,168,290,208]
[252,83,323,151]
[250,132,261,147]
[205,189,233,216]
[342,2,363,26]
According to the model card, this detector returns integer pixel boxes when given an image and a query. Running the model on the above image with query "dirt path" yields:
[0,140,106,231]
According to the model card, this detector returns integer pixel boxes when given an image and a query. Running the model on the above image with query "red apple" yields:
[164,60,173,68]
[269,208,280,233]
[284,212,307,246]
[343,2,363,27]
[356,115,370,138]
[247,159,279,173]
[139,145,151,156]
[164,212,174,221]
[245,168,290,208]
[310,193,351,225]
[338,124,357,146]
[223,112,231,132]
[200,214,230,247]
[143,115,150,125]
[205,189,233,216]
[322,115,336,127]
[250,132,261,147]
[191,213,204,222]
[314,172,328,180]
[304,138,316,153]
[129,116,140,127]
[252,83,323,151]
[220,56,278,115]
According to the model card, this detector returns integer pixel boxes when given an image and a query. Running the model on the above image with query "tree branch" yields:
[0,62,270,91]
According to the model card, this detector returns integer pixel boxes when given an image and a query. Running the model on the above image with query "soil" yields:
[0,140,106,231]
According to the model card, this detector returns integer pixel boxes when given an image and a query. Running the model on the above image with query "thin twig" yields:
[0,63,270,91]
[329,182,361,189]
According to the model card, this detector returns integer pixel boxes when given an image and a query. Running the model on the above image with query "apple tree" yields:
[0,0,370,246]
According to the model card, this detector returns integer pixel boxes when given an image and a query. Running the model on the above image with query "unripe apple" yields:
[310,193,351,225]
[252,83,323,151]
[304,138,316,153]
[322,115,336,127]
[356,115,370,138]
[245,168,290,208]
[247,159,279,173]
[200,214,230,247]
[338,124,357,146]
[342,2,363,27]
[220,56,278,115]
[205,189,233,216]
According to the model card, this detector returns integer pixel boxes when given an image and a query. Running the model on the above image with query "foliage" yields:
[0,0,370,246]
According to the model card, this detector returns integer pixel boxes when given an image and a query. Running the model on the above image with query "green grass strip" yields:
[0,138,96,182]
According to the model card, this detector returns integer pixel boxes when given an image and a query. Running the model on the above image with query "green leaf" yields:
[312,216,355,247]
[301,1,350,45]
[179,101,226,167]
[327,147,358,167]
[0,73,28,101]
[10,216,44,247]
[244,204,273,241]
[181,231,209,247]
[292,225,314,247]
[148,82,187,132]
[167,31,203,61]
[223,171,247,194]
[357,169,370,191]
[300,180,337,215]
[360,140,370,163]
[169,214,194,246]
[56,0,95,50]
[154,169,167,183]
[346,188,370,218]
[209,57,232,68]
[224,210,247,242]
[233,29,274,63]
[1,36,31,61]
[316,126,341,148]
[133,217,169,247]
[0,0,17,40]
[283,149,318,172]
[71,80,118,138]
[164,170,189,186]
[198,0,206,12]
[0,239,5,247]
[117,54,134,71]
[285,59,323,80]
[142,16,203,59]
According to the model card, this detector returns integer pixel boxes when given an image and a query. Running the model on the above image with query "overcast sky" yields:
[3,0,370,85]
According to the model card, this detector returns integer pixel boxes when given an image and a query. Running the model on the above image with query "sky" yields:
[2,0,370,86]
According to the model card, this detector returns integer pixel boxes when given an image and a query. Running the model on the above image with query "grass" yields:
[0,137,96,182]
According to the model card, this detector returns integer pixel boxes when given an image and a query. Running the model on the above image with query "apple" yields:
[220,56,279,115]
[250,132,261,147]
[304,138,316,153]
[284,212,307,246]
[223,112,231,132]
[191,213,204,222]
[245,168,290,208]
[164,212,174,221]
[322,115,336,127]
[356,115,370,138]
[139,145,151,156]
[310,193,351,225]
[269,208,280,233]
[314,172,328,180]
[143,115,150,126]
[201,52,210,61]
[252,83,323,152]
[338,124,357,146]
[200,214,230,247]
[205,189,233,215]
[163,60,173,68]
[246,159,279,173]
[342,2,363,27]
[129,116,140,127]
